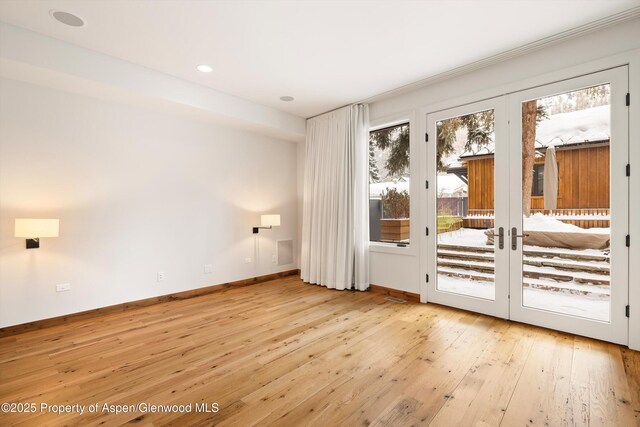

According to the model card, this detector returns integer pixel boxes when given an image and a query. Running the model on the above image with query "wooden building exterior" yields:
[462,141,610,229]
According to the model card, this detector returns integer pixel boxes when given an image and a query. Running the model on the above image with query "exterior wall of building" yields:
[467,144,610,210]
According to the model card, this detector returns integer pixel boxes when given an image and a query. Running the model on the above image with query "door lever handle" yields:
[490,227,504,249]
[511,227,529,250]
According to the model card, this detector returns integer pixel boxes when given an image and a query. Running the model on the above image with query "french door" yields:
[424,67,629,344]
[425,97,510,319]
[508,67,629,344]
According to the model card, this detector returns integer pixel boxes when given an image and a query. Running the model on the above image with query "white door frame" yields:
[420,66,630,345]
[424,97,509,319]
[416,50,639,348]
[507,66,629,345]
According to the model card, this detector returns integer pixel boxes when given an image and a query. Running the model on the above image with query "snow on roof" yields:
[369,175,467,198]
[436,174,467,197]
[457,105,610,159]
[536,104,610,146]
[369,179,410,198]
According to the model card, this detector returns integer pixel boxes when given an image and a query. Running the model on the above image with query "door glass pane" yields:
[520,84,611,321]
[436,109,495,300]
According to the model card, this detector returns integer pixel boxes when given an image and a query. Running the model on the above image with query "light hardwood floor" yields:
[1,277,639,426]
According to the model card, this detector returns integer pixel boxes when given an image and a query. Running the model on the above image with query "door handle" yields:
[511,227,529,250]
[490,227,504,249]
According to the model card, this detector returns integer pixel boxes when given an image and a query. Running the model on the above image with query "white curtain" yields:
[301,104,370,291]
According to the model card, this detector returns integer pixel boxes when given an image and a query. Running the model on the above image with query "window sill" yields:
[369,242,416,256]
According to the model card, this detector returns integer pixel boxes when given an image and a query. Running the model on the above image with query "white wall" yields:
[367,17,640,296]
[0,78,298,328]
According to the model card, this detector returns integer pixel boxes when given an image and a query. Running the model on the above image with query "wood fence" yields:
[462,208,610,229]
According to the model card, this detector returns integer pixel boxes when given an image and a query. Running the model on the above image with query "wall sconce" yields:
[14,218,59,249]
[253,214,280,234]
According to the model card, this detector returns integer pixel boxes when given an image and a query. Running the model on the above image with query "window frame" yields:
[368,112,416,256]
[531,161,560,198]
[532,163,545,197]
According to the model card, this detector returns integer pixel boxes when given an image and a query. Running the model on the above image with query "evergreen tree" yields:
[436,110,494,172]
[436,106,547,216]
[369,124,410,177]
[369,144,380,183]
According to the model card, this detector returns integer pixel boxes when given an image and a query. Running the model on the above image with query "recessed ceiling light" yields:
[280,96,295,102]
[50,10,85,27]
[196,64,213,73]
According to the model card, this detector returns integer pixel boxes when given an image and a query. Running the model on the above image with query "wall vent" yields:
[277,239,294,266]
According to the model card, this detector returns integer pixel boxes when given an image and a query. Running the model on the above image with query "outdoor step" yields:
[522,268,609,286]
[573,277,610,286]
[437,259,495,274]
[437,267,494,282]
[523,259,609,275]
[437,250,494,263]
[437,243,609,263]
[524,248,609,263]
[437,243,494,253]
[437,259,610,286]
[436,268,608,298]
[437,264,610,289]
[437,249,609,276]
[523,281,609,298]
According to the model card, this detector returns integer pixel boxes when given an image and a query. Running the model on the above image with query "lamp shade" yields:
[15,219,59,238]
[261,214,281,227]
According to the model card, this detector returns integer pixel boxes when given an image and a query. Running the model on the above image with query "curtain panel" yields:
[301,104,369,291]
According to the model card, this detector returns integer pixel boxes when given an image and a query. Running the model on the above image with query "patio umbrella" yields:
[543,145,558,210]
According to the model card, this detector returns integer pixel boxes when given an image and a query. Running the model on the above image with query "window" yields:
[369,122,410,246]
[531,163,559,196]
[532,164,544,196]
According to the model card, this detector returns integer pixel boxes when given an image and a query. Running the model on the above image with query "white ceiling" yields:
[0,0,638,118]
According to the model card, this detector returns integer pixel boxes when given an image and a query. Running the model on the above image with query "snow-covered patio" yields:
[436,225,610,322]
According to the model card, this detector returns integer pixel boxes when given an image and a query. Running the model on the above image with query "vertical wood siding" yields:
[467,145,610,210]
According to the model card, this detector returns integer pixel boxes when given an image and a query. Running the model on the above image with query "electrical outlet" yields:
[157,271,166,282]
[204,264,213,274]
[244,258,252,264]
[272,255,277,264]
[56,283,71,292]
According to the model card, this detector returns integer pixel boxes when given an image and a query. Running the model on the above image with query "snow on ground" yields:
[525,245,608,257]
[438,258,607,282]
[438,267,609,297]
[524,265,608,282]
[437,274,610,322]
[523,288,609,322]
[437,227,611,254]
[459,213,611,234]
[531,257,609,269]
[524,277,610,297]
[437,228,489,247]
[436,226,611,322]
[437,275,495,300]
[523,213,610,234]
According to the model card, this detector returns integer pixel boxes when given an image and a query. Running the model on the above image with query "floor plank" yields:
[0,277,638,426]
